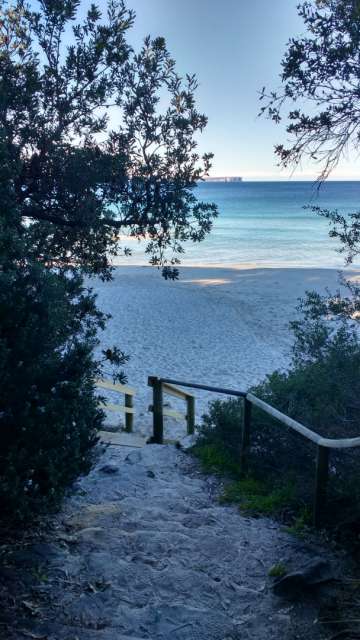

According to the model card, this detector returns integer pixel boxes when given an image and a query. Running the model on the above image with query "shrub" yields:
[0,0,215,524]
[0,256,105,521]
[196,398,244,462]
[195,289,360,524]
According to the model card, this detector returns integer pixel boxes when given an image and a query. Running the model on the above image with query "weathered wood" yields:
[143,375,360,530]
[96,379,136,395]
[148,405,185,422]
[149,377,196,436]
[314,434,360,450]
[313,445,329,528]
[154,378,360,448]
[160,377,246,398]
[186,395,195,435]
[162,382,195,401]
[125,393,134,432]
[240,397,252,474]
[247,392,322,445]
[152,378,164,444]
[99,402,135,414]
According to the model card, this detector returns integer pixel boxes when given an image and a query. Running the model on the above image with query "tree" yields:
[253,0,360,516]
[1,0,217,279]
[261,0,360,265]
[0,0,216,520]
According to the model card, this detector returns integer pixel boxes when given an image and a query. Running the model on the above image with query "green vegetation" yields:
[220,478,295,517]
[194,286,360,529]
[285,508,312,539]
[0,0,215,522]
[268,563,287,578]
[192,443,241,477]
[263,0,360,190]
[257,0,360,541]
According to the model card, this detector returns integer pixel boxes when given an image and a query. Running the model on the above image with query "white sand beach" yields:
[95,266,359,438]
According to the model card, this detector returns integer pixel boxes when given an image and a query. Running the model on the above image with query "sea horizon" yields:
[114,180,360,270]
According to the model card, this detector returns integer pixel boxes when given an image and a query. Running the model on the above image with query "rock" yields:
[273,558,335,597]
[146,469,155,478]
[125,451,142,465]
[99,463,119,474]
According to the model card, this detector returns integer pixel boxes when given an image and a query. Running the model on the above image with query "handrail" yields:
[96,379,136,395]
[159,377,246,398]
[149,376,360,527]
[148,376,195,436]
[158,378,360,450]
[247,393,360,449]
[162,382,195,401]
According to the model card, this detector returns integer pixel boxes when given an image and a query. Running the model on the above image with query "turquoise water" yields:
[117,181,360,268]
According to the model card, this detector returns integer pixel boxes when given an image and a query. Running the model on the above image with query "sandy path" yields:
[5,443,331,639]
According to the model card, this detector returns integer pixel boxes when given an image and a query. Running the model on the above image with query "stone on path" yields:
[272,558,336,598]
[99,463,119,474]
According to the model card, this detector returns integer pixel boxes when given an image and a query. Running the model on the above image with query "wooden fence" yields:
[96,379,136,433]
[148,377,195,442]
[148,376,360,527]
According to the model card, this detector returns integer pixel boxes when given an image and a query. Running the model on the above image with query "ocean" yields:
[115,181,360,269]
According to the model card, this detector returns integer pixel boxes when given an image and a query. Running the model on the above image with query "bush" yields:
[0,257,105,521]
[195,289,360,524]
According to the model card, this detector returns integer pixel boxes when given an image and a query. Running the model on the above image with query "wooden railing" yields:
[96,379,136,433]
[148,376,360,527]
[148,377,195,442]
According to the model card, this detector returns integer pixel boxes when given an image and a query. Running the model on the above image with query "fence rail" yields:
[148,377,195,442]
[96,379,136,433]
[148,376,360,528]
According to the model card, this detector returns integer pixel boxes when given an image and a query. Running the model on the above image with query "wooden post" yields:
[124,393,133,432]
[313,445,329,528]
[240,397,252,475]
[186,396,195,435]
[152,378,164,444]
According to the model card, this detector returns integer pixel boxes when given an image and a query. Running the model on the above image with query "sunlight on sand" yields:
[181,278,232,286]
[348,274,360,284]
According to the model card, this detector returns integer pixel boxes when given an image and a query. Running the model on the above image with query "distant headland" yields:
[204,176,243,182]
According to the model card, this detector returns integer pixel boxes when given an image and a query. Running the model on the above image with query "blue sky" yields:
[120,0,360,181]
[123,0,302,180]
[75,1,360,180]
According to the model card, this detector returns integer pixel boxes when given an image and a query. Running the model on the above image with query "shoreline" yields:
[112,260,360,271]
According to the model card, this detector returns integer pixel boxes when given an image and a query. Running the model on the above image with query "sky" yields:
[81,1,360,180]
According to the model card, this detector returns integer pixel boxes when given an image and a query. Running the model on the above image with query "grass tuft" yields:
[268,563,287,578]
[192,443,241,477]
[219,477,295,516]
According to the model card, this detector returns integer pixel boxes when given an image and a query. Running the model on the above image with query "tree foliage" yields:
[261,0,360,270]
[1,0,217,278]
[261,0,360,178]
[0,254,102,519]
[0,0,216,520]
[254,0,360,522]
